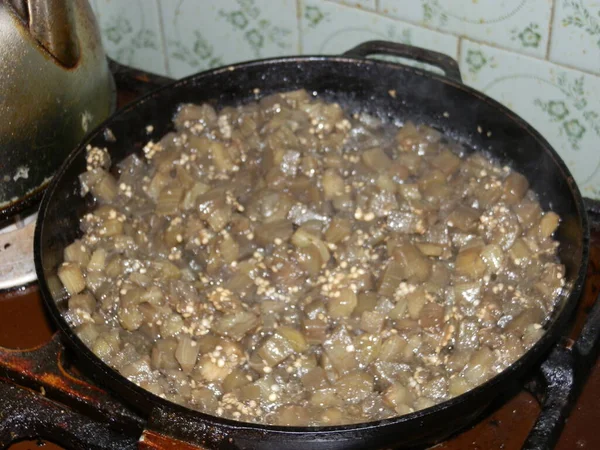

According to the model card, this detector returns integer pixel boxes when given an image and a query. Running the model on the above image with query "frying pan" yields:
[34,41,589,449]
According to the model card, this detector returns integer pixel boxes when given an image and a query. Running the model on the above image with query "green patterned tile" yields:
[93,0,168,76]
[549,0,600,75]
[301,0,458,63]
[379,0,552,58]
[159,0,298,79]
[460,39,600,199]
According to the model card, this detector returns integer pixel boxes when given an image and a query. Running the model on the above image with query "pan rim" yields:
[34,54,590,437]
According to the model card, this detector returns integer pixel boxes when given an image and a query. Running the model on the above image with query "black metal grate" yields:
[522,199,600,450]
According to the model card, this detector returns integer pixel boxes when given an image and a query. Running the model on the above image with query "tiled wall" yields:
[89,0,600,199]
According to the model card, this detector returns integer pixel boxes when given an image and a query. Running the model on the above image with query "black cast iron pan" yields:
[34,41,589,449]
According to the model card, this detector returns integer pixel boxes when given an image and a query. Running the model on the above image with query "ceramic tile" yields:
[93,0,168,76]
[330,0,376,10]
[459,39,600,199]
[87,0,98,16]
[379,0,552,58]
[301,0,459,69]
[159,0,299,79]
[87,0,102,33]
[549,0,600,75]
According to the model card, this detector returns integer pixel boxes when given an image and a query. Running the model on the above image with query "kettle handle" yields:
[7,0,80,67]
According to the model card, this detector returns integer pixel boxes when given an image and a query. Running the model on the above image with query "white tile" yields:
[94,0,168,76]
[549,0,600,75]
[379,0,552,58]
[460,39,600,199]
[87,0,99,16]
[87,0,101,31]
[301,0,459,65]
[159,0,299,79]
[330,0,376,10]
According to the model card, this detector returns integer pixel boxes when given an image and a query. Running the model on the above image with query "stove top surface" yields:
[0,212,37,290]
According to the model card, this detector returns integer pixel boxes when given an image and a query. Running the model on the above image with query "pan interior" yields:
[36,56,587,433]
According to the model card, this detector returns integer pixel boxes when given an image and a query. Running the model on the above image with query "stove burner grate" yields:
[0,213,37,290]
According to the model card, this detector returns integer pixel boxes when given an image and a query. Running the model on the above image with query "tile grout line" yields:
[545,0,557,60]
[541,57,600,79]
[329,0,377,12]
[456,36,462,66]
[296,0,303,54]
[155,0,171,78]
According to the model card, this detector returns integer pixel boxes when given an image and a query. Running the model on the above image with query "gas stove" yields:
[1,65,600,450]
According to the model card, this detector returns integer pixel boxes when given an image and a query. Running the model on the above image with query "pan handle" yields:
[342,40,463,83]
[108,58,174,104]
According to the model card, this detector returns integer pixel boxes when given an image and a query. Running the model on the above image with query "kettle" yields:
[0,0,115,222]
